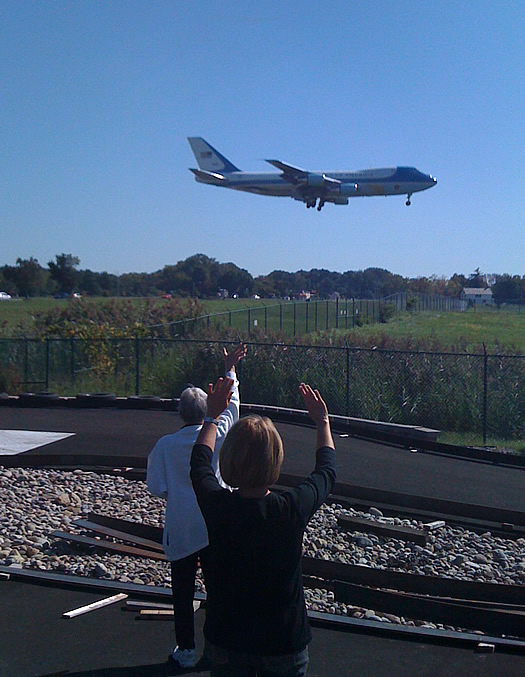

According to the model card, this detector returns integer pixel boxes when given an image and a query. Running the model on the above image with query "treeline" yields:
[1,253,524,302]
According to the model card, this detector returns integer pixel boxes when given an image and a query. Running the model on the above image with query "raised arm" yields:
[191,377,235,501]
[195,376,235,450]
[216,343,246,436]
[299,383,335,450]
[287,384,336,523]
[223,342,247,374]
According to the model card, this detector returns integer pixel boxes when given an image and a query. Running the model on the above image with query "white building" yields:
[460,287,494,309]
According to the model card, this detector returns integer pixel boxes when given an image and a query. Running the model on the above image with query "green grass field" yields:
[338,310,525,353]
[1,297,524,353]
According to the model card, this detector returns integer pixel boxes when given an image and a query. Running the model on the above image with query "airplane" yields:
[188,137,437,211]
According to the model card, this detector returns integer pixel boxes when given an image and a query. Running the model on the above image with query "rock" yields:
[93,562,108,578]
[473,554,489,564]
[354,536,374,547]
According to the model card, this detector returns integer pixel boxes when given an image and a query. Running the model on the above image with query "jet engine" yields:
[337,183,359,196]
[304,173,326,187]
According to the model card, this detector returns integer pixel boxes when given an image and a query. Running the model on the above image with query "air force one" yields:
[188,137,437,211]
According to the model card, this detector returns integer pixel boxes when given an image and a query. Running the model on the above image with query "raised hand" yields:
[300,383,334,450]
[206,377,234,420]
[299,383,329,425]
[223,342,247,371]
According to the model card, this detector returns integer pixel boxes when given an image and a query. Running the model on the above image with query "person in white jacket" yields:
[147,343,247,670]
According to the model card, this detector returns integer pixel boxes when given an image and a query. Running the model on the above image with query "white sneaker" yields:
[172,647,198,668]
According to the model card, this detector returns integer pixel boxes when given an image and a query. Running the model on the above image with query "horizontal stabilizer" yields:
[190,168,226,182]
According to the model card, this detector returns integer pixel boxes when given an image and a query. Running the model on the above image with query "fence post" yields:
[315,300,318,331]
[336,297,339,329]
[345,342,350,416]
[293,302,296,337]
[71,337,76,386]
[24,337,29,390]
[135,336,140,396]
[280,303,283,332]
[483,344,488,445]
[352,298,355,328]
[305,301,309,333]
[264,306,267,331]
[45,339,50,391]
[326,301,329,331]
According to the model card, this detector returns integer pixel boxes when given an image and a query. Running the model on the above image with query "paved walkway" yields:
[1,406,523,510]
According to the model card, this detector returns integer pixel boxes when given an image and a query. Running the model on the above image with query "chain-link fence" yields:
[169,299,388,337]
[159,296,524,337]
[1,337,523,449]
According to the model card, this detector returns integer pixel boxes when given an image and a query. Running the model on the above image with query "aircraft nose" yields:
[431,175,437,186]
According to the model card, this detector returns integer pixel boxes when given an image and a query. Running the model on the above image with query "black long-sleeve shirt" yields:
[190,443,336,655]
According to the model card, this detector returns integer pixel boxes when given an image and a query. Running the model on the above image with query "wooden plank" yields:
[73,519,164,552]
[302,557,525,605]
[337,515,428,545]
[138,600,200,619]
[138,609,175,620]
[125,600,174,611]
[50,530,166,561]
[0,565,174,601]
[333,581,525,638]
[88,513,163,543]
[63,593,128,618]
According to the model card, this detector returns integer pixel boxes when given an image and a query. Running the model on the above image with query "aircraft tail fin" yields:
[187,137,240,173]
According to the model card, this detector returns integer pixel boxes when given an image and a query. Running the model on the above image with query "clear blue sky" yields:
[1,0,523,279]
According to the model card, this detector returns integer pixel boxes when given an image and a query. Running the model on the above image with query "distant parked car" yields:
[0,291,12,300]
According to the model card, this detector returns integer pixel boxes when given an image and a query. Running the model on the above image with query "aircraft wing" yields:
[266,159,341,188]
[265,159,309,181]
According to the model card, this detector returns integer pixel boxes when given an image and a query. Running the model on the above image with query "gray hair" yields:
[179,386,208,425]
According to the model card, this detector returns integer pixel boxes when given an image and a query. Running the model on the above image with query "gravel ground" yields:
[2,466,524,632]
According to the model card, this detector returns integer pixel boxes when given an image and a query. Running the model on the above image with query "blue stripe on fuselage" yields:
[193,166,435,197]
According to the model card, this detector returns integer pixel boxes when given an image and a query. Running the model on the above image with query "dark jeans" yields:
[205,641,309,677]
[170,547,208,650]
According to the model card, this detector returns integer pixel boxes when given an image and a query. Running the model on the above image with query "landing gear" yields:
[305,198,325,210]
[406,194,412,206]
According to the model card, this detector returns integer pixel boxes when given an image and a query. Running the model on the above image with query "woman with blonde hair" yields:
[191,379,336,676]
